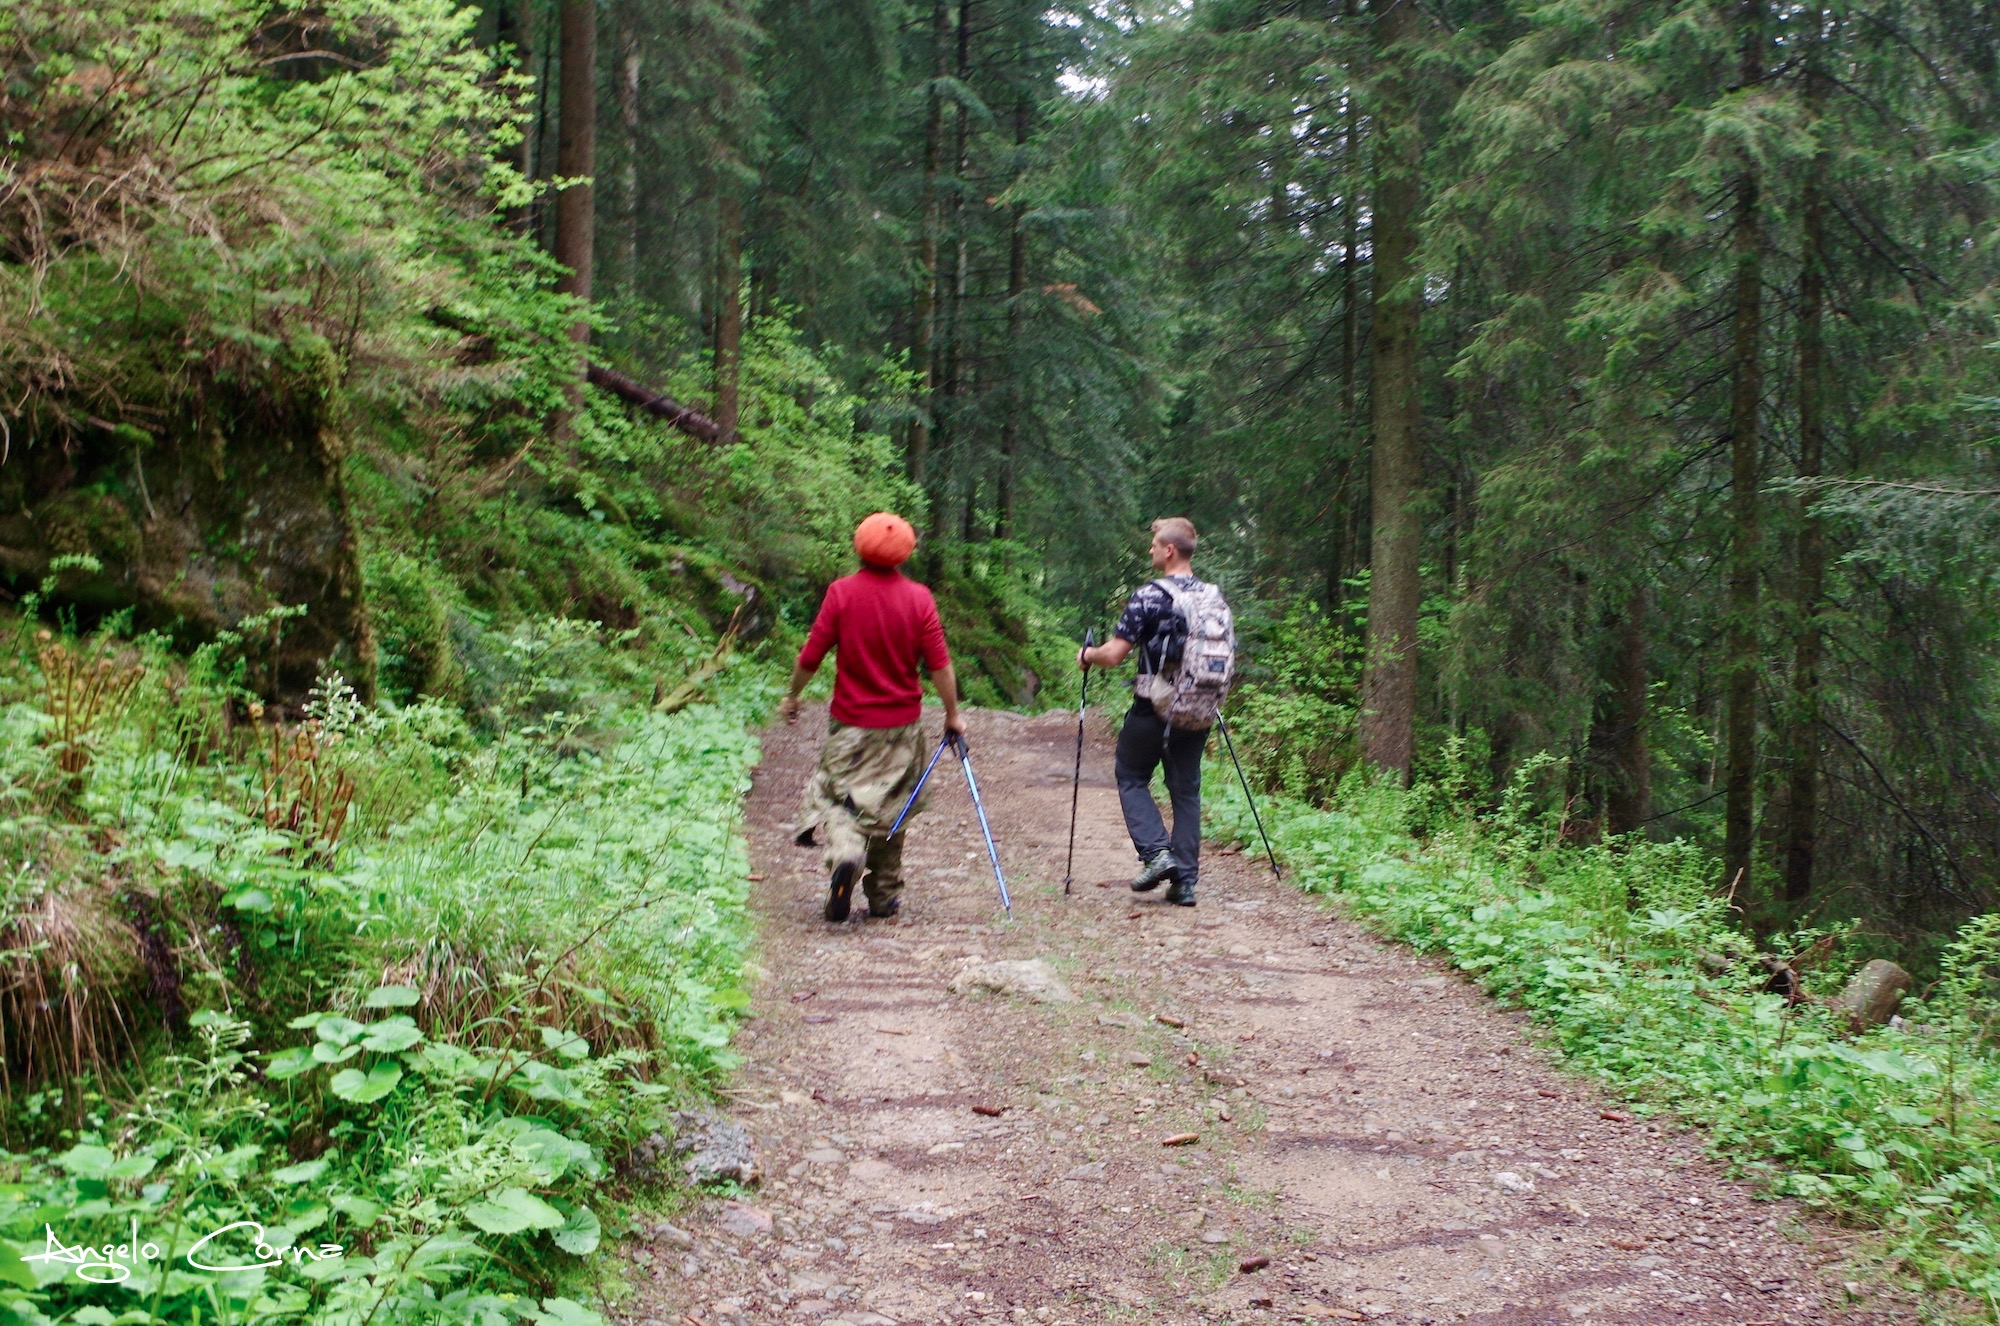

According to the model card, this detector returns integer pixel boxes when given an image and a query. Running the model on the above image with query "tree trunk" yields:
[615,14,640,293]
[1784,38,1827,903]
[713,191,743,442]
[932,0,975,546]
[1605,591,1652,836]
[498,0,535,237]
[1722,0,1764,889]
[1340,0,1361,422]
[1358,0,1424,780]
[553,0,595,339]
[996,93,1030,545]
[709,0,749,444]
[909,0,951,486]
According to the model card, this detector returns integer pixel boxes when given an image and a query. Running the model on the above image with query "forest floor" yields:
[624,703,1925,1326]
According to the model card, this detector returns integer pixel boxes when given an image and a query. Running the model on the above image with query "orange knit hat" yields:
[854,512,917,567]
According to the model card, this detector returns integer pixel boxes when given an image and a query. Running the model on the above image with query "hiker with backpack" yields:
[1077,517,1235,907]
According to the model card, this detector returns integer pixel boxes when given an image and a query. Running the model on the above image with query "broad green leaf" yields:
[330,1063,402,1104]
[0,1239,36,1289]
[272,1158,330,1184]
[361,1016,425,1053]
[55,1145,115,1179]
[532,1297,602,1326]
[316,1017,366,1046]
[364,985,421,1008]
[106,1154,157,1181]
[463,1187,564,1235]
[552,1204,600,1255]
[332,1194,382,1227]
[312,1042,361,1065]
[418,1042,484,1078]
[514,1059,583,1104]
[267,1046,317,1080]
[539,1025,590,1060]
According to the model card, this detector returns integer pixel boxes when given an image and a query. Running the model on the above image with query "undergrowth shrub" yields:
[1205,754,2000,1311]
[0,618,768,1325]
[1222,600,1361,805]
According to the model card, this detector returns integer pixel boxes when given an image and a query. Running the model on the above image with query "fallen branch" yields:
[423,305,725,444]
[584,363,725,444]
[655,612,742,714]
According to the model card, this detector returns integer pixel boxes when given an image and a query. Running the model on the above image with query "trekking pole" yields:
[1063,629,1096,895]
[950,732,1011,914]
[1214,712,1281,880]
[887,733,953,839]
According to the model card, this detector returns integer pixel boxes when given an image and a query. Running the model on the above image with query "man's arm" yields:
[931,663,968,736]
[1079,637,1133,670]
[782,587,840,725]
[779,658,817,725]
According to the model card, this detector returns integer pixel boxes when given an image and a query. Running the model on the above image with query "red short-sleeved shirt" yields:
[798,566,951,727]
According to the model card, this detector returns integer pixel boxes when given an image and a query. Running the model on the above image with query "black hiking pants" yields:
[1114,697,1209,883]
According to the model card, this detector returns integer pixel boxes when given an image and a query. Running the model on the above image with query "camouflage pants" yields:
[796,719,929,909]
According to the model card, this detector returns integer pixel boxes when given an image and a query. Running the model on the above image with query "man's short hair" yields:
[1151,517,1198,557]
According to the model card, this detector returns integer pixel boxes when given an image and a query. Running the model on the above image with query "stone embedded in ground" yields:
[948,957,1076,1004]
[1494,1171,1535,1195]
[716,1201,773,1238]
[1061,1161,1107,1182]
[674,1107,760,1185]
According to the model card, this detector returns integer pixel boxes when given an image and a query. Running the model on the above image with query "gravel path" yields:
[623,702,1918,1326]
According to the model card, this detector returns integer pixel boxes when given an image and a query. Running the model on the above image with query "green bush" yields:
[0,623,767,1326]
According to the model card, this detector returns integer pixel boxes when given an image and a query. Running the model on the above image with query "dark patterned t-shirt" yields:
[1115,574,1201,677]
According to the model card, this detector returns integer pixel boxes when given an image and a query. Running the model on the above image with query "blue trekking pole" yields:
[950,732,1011,914]
[887,733,952,839]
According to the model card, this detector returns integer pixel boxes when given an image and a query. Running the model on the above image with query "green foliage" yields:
[0,621,765,1325]
[1224,599,1362,805]
[1206,760,2000,1307]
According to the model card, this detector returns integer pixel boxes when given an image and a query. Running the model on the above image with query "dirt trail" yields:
[627,703,1912,1326]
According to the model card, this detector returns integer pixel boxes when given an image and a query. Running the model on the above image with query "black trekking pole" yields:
[950,732,1011,914]
[1214,712,1281,880]
[887,733,953,839]
[1063,629,1096,895]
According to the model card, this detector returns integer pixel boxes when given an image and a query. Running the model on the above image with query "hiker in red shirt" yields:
[780,513,966,922]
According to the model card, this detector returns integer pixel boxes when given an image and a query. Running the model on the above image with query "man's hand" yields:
[945,710,969,737]
[779,694,801,725]
[1077,646,1092,671]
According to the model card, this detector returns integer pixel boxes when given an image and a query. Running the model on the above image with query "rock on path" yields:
[622,703,1916,1326]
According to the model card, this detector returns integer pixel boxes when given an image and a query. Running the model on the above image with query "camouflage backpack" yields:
[1151,577,1235,730]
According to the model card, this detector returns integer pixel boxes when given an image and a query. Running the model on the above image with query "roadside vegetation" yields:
[1216,662,2000,1314]
[0,600,769,1324]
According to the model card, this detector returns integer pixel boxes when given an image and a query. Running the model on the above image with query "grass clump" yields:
[1205,751,2000,1312]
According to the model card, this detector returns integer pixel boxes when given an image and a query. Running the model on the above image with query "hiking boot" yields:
[1130,849,1179,893]
[867,896,902,920]
[794,825,816,847]
[1164,876,1197,907]
[824,861,859,922]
